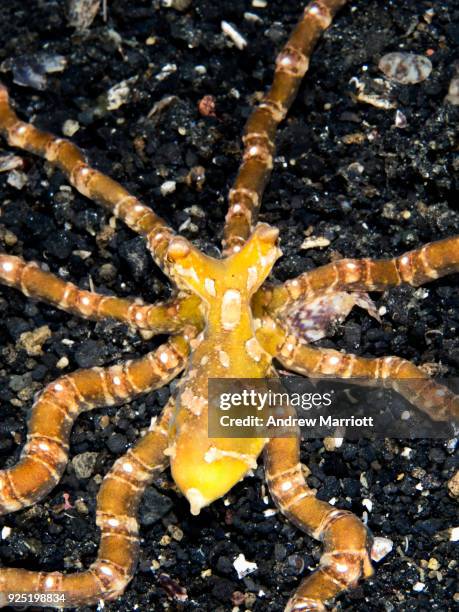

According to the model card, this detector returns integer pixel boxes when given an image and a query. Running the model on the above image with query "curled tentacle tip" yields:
[167,238,191,261]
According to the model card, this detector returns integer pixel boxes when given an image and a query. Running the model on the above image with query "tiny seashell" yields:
[379,52,432,84]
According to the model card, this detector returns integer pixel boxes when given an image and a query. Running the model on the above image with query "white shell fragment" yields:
[379,52,432,84]
[1,526,12,540]
[221,21,248,50]
[106,78,134,110]
[370,536,393,562]
[0,154,23,173]
[362,498,373,512]
[300,236,331,250]
[233,553,258,579]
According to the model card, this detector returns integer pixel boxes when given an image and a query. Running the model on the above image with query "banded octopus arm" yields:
[222,0,349,255]
[265,435,373,612]
[255,317,374,611]
[264,236,459,312]
[0,399,176,608]
[0,84,177,271]
[0,253,202,334]
[0,335,188,515]
[277,338,459,424]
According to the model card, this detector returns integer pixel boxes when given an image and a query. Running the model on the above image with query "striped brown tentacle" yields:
[0,84,175,270]
[0,336,188,515]
[277,339,459,423]
[223,0,348,255]
[266,236,459,311]
[0,400,174,608]
[0,253,202,333]
[265,435,373,611]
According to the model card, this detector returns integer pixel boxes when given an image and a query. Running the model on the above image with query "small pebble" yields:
[98,263,117,282]
[56,356,69,369]
[395,110,408,128]
[413,582,425,592]
[445,64,459,105]
[75,499,89,514]
[17,325,51,356]
[448,471,459,496]
[198,95,217,118]
[323,437,343,451]
[106,79,133,111]
[231,591,245,606]
[427,557,440,570]
[168,525,184,541]
[73,250,92,260]
[62,119,80,137]
[139,487,173,525]
[0,154,23,173]
[379,52,432,84]
[67,0,100,30]
[9,373,32,392]
[106,433,127,453]
[450,527,459,542]
[156,63,177,82]
[7,170,27,189]
[371,536,393,562]
[3,230,18,246]
[72,452,98,479]
[160,180,176,196]
[244,12,262,23]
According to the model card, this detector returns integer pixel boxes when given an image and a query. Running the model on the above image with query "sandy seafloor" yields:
[0,1,458,610]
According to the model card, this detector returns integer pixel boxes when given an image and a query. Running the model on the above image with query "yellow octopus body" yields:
[166,224,281,513]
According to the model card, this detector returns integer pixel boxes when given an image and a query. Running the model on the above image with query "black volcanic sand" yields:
[0,1,458,611]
